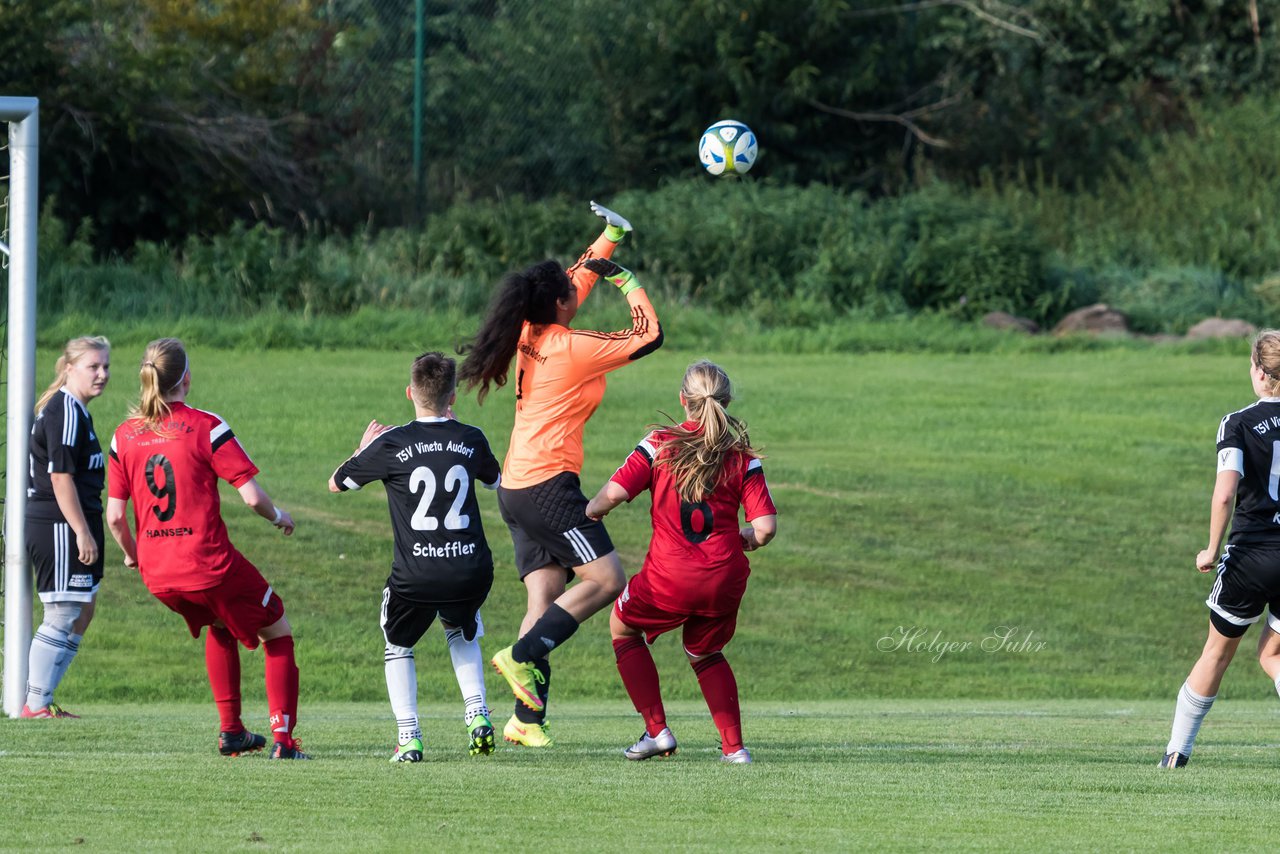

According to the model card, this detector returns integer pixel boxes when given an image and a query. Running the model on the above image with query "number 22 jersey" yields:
[108,402,260,592]
[332,417,501,603]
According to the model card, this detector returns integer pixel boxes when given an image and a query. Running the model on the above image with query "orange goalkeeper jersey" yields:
[502,233,664,489]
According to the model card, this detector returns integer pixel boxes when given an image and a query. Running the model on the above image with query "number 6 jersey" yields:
[609,422,777,615]
[108,403,260,592]
[332,417,501,603]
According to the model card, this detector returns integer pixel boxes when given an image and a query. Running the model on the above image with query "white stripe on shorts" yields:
[262,585,273,607]
[55,523,70,592]
[563,527,597,564]
[1204,545,1260,627]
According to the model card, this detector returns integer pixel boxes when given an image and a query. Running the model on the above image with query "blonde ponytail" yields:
[128,338,188,431]
[35,336,110,414]
[1254,330,1280,396]
[655,360,762,503]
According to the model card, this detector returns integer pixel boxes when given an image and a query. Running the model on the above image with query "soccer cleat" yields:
[468,715,495,756]
[219,729,267,757]
[721,747,752,764]
[20,703,78,719]
[624,727,678,761]
[503,715,553,748]
[268,740,312,760]
[390,737,424,763]
[1159,751,1189,769]
[491,646,545,712]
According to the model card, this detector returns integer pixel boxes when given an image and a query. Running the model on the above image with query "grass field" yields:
[6,699,1280,851]
[7,343,1280,850]
[34,344,1264,702]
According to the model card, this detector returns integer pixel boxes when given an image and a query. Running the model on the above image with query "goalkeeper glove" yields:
[584,258,641,295]
[590,200,633,243]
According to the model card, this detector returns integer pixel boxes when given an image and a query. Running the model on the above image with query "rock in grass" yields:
[1185,317,1257,340]
[1052,303,1129,336]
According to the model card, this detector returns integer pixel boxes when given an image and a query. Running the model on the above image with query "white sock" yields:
[445,627,489,725]
[1273,674,1280,699]
[1166,681,1216,757]
[384,643,421,744]
[50,632,83,693]
[25,624,70,709]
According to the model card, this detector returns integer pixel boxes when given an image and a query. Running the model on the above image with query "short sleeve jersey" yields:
[27,389,106,521]
[1216,397,1280,545]
[502,234,664,489]
[609,423,777,615]
[332,418,501,603]
[108,402,260,592]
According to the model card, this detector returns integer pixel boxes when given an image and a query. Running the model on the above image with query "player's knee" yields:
[385,642,414,659]
[42,602,82,635]
[597,556,625,598]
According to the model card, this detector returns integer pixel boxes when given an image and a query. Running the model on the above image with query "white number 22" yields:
[409,465,471,531]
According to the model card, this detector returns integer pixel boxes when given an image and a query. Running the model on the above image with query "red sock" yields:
[692,652,743,753]
[205,626,242,734]
[263,635,299,744]
[613,636,666,736]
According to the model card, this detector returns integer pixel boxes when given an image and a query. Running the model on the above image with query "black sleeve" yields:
[333,437,390,491]
[473,428,501,488]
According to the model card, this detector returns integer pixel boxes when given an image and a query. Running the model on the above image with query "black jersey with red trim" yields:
[333,417,501,603]
[27,389,106,521]
[1216,397,1280,545]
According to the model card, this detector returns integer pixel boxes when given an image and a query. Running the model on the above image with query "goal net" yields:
[1,97,38,718]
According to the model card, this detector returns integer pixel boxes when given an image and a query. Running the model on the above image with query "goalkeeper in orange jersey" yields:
[458,201,663,747]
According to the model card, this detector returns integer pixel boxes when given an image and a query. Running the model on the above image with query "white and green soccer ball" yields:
[698,120,758,177]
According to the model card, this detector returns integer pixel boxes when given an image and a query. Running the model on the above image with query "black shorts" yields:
[498,472,615,580]
[380,586,485,649]
[26,514,104,604]
[1205,543,1280,637]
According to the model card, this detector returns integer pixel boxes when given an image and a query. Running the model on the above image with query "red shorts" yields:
[613,575,739,657]
[152,552,285,650]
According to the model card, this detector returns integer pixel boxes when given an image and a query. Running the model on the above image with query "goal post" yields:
[1,96,38,719]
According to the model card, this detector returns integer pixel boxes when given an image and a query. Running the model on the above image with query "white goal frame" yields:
[1,97,38,719]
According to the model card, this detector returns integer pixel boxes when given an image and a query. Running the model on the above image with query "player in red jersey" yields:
[586,360,777,764]
[105,338,307,759]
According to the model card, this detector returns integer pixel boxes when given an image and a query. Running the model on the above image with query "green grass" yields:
[46,344,1259,704]
[5,699,1280,851]
[11,343,1280,850]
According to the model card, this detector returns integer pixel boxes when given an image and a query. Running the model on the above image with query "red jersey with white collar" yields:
[108,402,260,593]
[609,422,776,615]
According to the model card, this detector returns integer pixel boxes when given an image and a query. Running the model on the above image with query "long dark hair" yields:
[458,259,570,403]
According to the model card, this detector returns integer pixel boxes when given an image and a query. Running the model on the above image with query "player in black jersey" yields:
[21,337,111,719]
[1162,329,1280,767]
[330,352,502,761]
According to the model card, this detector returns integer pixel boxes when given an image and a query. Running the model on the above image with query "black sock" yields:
[512,604,579,662]
[513,658,551,724]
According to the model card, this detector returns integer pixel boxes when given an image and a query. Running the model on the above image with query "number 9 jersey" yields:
[108,402,261,592]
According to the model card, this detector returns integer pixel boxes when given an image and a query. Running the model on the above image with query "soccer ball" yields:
[698,120,758,177]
